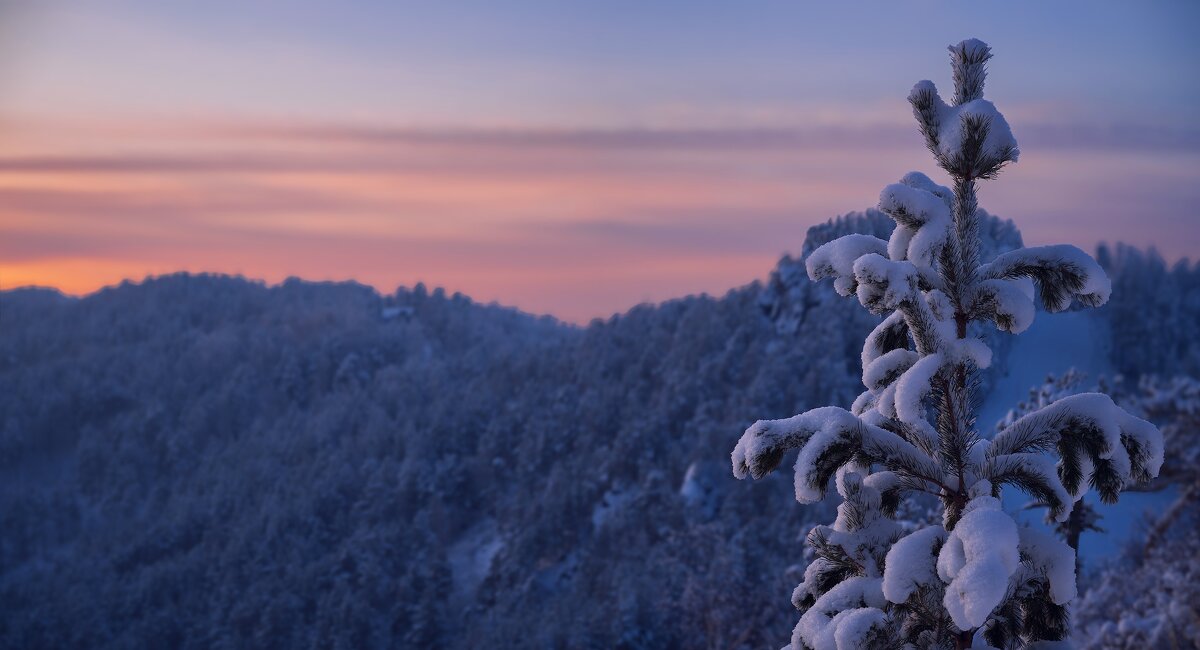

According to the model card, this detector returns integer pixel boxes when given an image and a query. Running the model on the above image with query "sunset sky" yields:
[2,1,1197,322]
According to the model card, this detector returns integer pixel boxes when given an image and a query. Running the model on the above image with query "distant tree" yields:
[1097,244,1200,380]
[732,40,1162,649]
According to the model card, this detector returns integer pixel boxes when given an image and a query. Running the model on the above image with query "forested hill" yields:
[1,213,1196,649]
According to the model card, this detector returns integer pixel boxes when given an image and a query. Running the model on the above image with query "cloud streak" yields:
[2,116,1197,322]
[5,119,1199,174]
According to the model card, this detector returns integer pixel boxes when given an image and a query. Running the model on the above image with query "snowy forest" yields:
[3,40,1199,650]
[2,214,1196,648]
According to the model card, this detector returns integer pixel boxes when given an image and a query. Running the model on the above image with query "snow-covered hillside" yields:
[0,229,1195,649]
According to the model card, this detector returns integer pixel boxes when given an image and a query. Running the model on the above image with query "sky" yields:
[1,1,1198,323]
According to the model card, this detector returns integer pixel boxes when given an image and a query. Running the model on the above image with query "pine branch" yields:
[909,81,943,157]
[949,39,991,106]
[863,312,911,367]
[987,454,1071,521]
[978,245,1110,312]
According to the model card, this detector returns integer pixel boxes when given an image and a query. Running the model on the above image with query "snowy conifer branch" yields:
[806,234,890,298]
[909,81,944,157]
[979,245,1111,312]
[949,39,991,106]
[731,38,1161,649]
[732,407,860,481]
[969,278,1036,333]
[987,392,1163,501]
[985,453,1073,522]
[862,312,911,369]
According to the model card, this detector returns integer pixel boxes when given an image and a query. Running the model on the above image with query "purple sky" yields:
[1,1,1197,322]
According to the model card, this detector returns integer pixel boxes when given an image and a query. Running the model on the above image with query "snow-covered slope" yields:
[977,310,1113,431]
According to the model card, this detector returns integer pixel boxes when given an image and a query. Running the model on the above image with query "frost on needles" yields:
[731,39,1162,650]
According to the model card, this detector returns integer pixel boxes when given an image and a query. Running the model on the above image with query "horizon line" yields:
[3,237,1187,325]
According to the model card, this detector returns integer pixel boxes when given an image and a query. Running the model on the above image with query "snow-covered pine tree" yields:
[731,39,1163,650]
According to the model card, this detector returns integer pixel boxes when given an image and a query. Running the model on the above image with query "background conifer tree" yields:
[732,39,1163,650]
